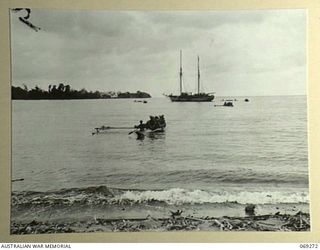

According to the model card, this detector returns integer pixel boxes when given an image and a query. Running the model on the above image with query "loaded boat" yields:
[92,115,166,139]
[133,127,165,140]
[132,115,166,139]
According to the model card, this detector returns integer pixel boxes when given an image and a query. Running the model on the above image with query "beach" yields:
[11,184,310,234]
[11,211,310,234]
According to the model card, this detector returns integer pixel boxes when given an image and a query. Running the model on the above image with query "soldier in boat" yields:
[155,116,161,128]
[146,116,156,130]
[159,115,166,128]
[134,120,146,131]
[143,115,166,131]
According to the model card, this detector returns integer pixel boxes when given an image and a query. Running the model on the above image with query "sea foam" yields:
[114,188,309,205]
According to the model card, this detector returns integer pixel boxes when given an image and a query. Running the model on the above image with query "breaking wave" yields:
[117,188,309,205]
[11,185,309,208]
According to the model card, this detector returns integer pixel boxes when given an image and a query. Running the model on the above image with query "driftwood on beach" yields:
[11,211,310,234]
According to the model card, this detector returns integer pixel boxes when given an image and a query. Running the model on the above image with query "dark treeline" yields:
[117,91,151,98]
[12,84,151,100]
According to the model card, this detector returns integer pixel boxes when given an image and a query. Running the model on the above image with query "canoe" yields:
[135,127,165,139]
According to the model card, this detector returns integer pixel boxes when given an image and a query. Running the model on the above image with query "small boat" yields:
[134,100,148,104]
[93,115,166,139]
[223,101,233,107]
[134,127,165,139]
[214,100,234,107]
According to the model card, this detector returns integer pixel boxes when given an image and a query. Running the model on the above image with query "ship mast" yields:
[197,55,200,94]
[180,50,183,95]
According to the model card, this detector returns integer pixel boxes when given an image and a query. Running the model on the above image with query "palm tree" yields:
[64,85,71,93]
[58,83,65,92]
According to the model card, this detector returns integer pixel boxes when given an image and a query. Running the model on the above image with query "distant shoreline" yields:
[11,97,152,100]
[11,85,151,100]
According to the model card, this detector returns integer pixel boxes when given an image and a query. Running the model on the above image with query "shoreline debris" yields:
[10,211,310,234]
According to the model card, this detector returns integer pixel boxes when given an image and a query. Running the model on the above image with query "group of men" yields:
[135,115,166,131]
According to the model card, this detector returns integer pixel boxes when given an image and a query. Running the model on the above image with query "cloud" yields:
[10,9,306,96]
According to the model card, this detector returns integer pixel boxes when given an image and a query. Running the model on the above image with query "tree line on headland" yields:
[12,84,151,100]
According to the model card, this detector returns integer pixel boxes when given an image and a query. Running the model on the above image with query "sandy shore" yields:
[11,211,310,234]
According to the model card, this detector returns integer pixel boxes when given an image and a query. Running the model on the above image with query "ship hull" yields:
[169,95,214,102]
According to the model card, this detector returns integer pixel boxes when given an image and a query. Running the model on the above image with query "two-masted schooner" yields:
[167,50,214,102]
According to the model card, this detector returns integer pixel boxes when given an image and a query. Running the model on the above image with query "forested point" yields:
[11,84,151,100]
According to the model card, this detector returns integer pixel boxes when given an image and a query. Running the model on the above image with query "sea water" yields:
[11,96,309,220]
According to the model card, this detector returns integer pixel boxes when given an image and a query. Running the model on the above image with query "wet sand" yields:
[11,211,310,234]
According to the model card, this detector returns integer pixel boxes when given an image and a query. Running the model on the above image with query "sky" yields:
[10,9,306,97]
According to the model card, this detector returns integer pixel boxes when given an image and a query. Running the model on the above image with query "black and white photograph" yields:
[10,8,309,234]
